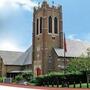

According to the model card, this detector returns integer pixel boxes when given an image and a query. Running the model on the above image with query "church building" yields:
[32,1,90,76]
[0,1,90,77]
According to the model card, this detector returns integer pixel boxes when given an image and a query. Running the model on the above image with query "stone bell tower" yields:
[32,1,63,76]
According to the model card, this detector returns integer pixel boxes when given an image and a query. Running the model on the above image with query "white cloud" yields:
[0,40,25,51]
[0,0,38,11]
[84,33,90,42]
[68,34,76,40]
[68,34,81,41]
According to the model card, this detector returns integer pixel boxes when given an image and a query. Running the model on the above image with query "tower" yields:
[32,1,63,76]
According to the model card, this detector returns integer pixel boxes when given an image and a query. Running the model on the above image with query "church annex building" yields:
[0,1,90,77]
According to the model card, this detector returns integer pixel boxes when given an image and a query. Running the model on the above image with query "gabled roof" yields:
[0,46,32,66]
[54,39,90,57]
[14,46,32,65]
[0,51,23,65]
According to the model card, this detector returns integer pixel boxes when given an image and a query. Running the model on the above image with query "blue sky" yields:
[0,0,90,51]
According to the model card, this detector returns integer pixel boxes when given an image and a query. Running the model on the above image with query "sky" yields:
[0,0,90,51]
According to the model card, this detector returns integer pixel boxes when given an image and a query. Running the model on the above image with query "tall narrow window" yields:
[37,19,39,35]
[54,17,58,34]
[40,17,42,33]
[48,16,52,33]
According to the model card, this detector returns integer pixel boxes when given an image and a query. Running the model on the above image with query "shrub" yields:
[14,72,33,83]
[15,75,23,83]
[0,77,3,82]
[34,72,86,86]
[22,72,33,82]
[30,78,37,84]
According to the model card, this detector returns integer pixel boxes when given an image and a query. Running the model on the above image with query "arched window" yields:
[40,17,42,33]
[36,19,39,35]
[54,17,58,34]
[48,16,52,33]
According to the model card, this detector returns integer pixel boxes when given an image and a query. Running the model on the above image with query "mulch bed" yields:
[0,83,90,90]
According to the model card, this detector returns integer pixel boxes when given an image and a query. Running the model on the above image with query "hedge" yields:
[34,72,87,86]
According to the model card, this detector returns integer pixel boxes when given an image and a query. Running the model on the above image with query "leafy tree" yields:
[65,57,90,74]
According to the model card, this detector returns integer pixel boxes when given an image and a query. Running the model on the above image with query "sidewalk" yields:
[0,83,90,90]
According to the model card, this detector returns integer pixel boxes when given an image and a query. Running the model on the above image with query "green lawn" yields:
[69,83,90,88]
[31,82,90,88]
[44,83,90,88]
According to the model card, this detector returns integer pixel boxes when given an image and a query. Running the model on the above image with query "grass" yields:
[69,83,90,88]
[41,83,90,88]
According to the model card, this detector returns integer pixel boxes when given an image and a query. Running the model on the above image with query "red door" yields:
[36,67,41,76]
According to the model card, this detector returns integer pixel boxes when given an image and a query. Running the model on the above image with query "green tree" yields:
[66,57,90,74]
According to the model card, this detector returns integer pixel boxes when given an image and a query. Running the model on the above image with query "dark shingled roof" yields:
[14,46,32,65]
[0,51,23,65]
[0,46,32,65]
